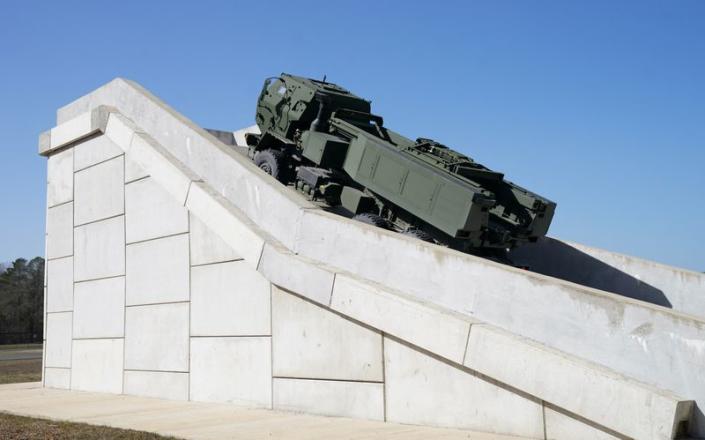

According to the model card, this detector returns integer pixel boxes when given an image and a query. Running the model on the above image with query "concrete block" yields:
[73,134,123,171]
[45,312,72,368]
[74,216,125,281]
[71,338,123,394]
[74,155,124,225]
[125,157,148,182]
[49,112,94,151]
[46,202,73,259]
[191,261,270,336]
[258,242,334,306]
[232,124,260,147]
[185,182,264,268]
[189,214,241,266]
[58,78,309,250]
[273,378,384,421]
[125,177,188,243]
[190,336,271,407]
[463,324,693,440]
[296,209,705,437]
[272,287,382,382]
[126,234,189,305]
[47,148,73,207]
[104,111,137,150]
[544,407,621,440]
[43,368,71,389]
[127,132,199,205]
[123,371,189,401]
[47,257,73,312]
[73,277,124,339]
[384,337,544,438]
[331,275,471,364]
[125,303,189,372]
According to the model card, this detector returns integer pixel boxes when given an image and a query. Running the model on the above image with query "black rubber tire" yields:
[402,228,435,243]
[352,213,389,229]
[254,149,289,183]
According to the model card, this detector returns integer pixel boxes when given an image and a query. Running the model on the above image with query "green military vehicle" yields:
[245,73,556,259]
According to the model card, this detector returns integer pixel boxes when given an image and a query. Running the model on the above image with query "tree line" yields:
[0,257,44,344]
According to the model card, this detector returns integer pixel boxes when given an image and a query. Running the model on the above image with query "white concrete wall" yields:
[40,91,699,439]
[50,79,705,438]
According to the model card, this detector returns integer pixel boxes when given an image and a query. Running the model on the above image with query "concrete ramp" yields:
[40,79,703,439]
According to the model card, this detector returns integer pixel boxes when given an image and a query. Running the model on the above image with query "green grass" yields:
[0,343,42,351]
[0,359,42,385]
[0,413,178,439]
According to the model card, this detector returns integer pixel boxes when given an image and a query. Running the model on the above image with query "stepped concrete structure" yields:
[39,78,704,439]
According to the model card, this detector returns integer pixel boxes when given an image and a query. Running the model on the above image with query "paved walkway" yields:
[0,348,42,361]
[0,382,531,440]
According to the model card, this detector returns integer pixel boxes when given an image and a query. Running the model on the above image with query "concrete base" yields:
[38,80,702,439]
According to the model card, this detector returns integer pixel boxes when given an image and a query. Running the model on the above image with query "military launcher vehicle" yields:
[245,73,556,258]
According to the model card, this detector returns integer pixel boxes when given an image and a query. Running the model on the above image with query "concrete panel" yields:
[125,157,148,183]
[49,112,93,151]
[331,275,471,364]
[57,79,311,250]
[126,234,189,305]
[127,130,199,206]
[185,182,264,268]
[258,242,334,306]
[45,312,72,368]
[125,177,188,243]
[272,287,382,382]
[43,368,71,390]
[125,303,189,372]
[544,407,621,440]
[73,134,122,171]
[46,202,73,259]
[47,148,73,207]
[191,261,270,336]
[189,214,241,266]
[190,336,271,407]
[273,378,384,421]
[296,209,705,436]
[384,337,544,438]
[74,155,124,225]
[123,371,189,401]
[73,277,124,339]
[232,124,260,147]
[74,216,125,281]
[104,110,136,150]
[71,338,123,394]
[463,323,692,440]
[46,257,73,312]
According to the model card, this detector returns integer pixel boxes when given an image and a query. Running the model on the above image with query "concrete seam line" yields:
[541,401,547,440]
[461,322,473,366]
[125,300,191,308]
[73,212,125,229]
[122,158,127,396]
[328,273,337,308]
[46,198,74,210]
[124,174,151,185]
[73,152,125,174]
[74,274,124,284]
[125,231,190,247]
[190,258,244,268]
[272,376,384,385]
[183,180,193,207]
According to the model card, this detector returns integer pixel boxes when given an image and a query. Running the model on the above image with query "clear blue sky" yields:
[1,1,703,271]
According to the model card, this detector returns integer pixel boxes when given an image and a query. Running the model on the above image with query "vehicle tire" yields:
[352,213,389,229]
[402,228,435,243]
[254,149,289,183]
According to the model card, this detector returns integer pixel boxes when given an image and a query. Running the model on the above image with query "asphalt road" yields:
[0,349,42,362]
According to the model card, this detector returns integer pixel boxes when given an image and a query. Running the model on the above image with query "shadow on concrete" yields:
[509,237,672,308]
